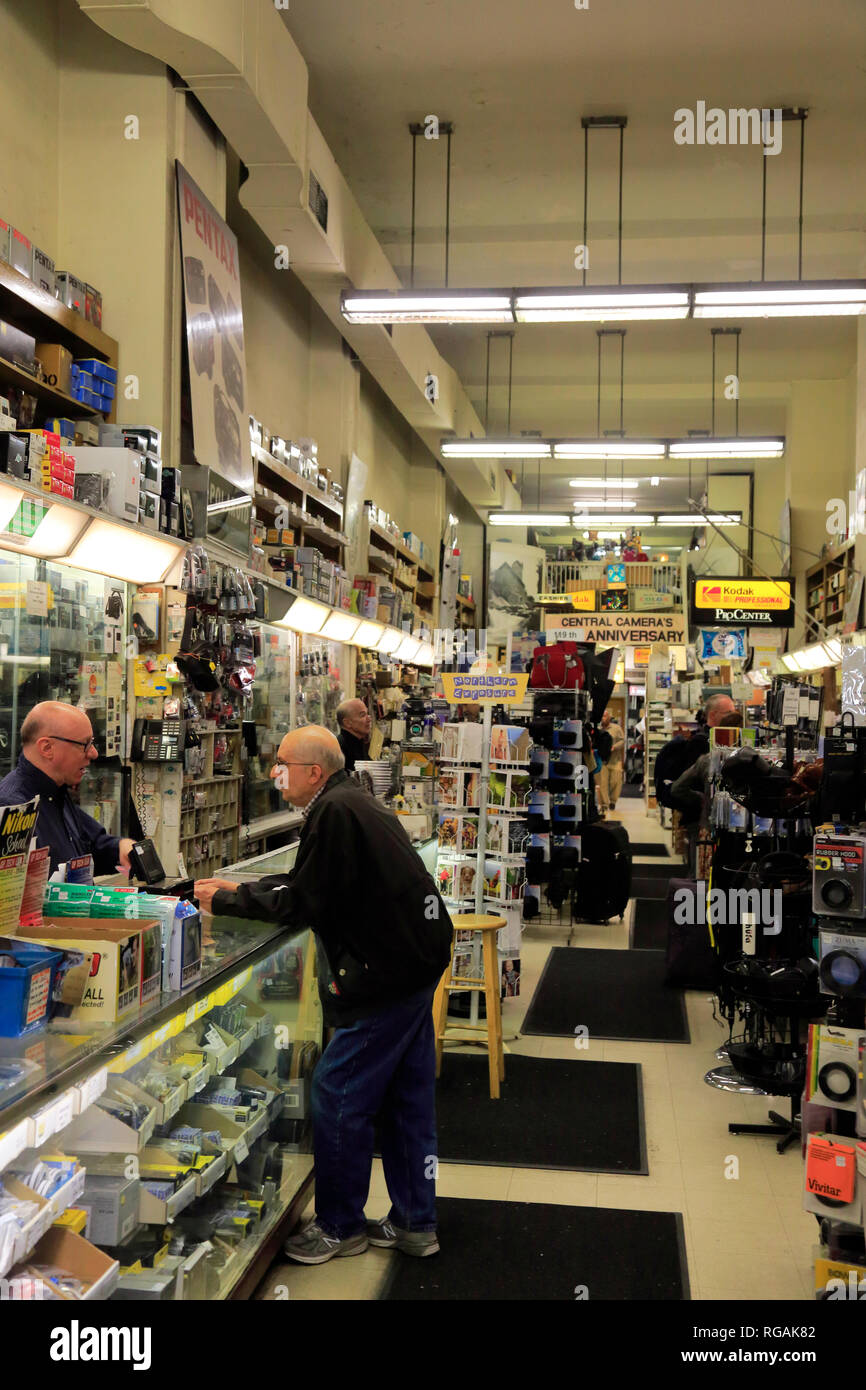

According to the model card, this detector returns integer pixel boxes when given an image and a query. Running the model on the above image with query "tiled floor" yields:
[258,797,814,1302]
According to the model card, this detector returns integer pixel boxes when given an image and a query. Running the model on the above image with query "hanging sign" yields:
[606,563,626,589]
[691,576,794,627]
[632,647,651,667]
[632,588,674,611]
[698,628,747,660]
[538,590,595,610]
[176,162,252,492]
[440,673,529,704]
[544,612,685,645]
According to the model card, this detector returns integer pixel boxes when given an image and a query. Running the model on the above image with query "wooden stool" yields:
[432,913,506,1099]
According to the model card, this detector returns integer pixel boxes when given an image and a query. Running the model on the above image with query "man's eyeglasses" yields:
[273,760,318,770]
[47,735,97,753]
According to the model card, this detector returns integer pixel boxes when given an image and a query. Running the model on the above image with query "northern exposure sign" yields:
[691,577,794,627]
[544,612,686,644]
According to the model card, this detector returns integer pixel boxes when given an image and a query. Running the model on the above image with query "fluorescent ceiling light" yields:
[489,512,571,526]
[320,610,361,642]
[376,628,403,655]
[694,281,866,318]
[823,639,843,663]
[797,643,833,671]
[657,513,742,526]
[441,439,551,459]
[66,518,183,583]
[278,597,329,634]
[574,514,654,526]
[572,498,638,510]
[349,620,386,648]
[415,642,435,668]
[395,634,422,661]
[568,477,640,488]
[669,438,784,459]
[514,287,690,323]
[341,291,513,324]
[555,440,666,459]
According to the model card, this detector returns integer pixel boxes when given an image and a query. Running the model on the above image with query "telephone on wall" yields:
[130,718,185,763]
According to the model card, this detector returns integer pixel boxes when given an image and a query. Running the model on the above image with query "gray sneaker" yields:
[283,1219,369,1265]
[366,1217,440,1257]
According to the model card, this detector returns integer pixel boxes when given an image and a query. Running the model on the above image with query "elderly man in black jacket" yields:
[195,725,452,1265]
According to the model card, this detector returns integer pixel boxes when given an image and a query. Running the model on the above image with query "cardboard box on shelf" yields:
[35,342,73,394]
[78,1173,141,1247]
[66,446,141,523]
[32,247,55,297]
[14,1225,119,1299]
[18,918,161,1024]
[8,227,33,279]
[0,318,36,369]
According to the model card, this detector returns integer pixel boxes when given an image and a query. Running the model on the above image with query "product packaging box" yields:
[84,285,103,328]
[55,271,86,315]
[32,247,55,297]
[8,227,33,278]
[66,446,141,524]
[0,215,10,263]
[20,917,161,1023]
[0,432,27,476]
[0,319,36,369]
[12,1226,119,1300]
[79,1173,141,1247]
[35,342,73,394]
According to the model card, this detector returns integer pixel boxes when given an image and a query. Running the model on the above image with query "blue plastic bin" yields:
[0,941,64,1036]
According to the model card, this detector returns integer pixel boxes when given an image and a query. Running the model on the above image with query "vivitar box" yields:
[0,319,36,369]
[80,1172,140,1246]
[66,446,141,524]
[113,1266,178,1300]
[32,247,55,297]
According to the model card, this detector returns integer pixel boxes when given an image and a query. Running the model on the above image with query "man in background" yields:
[596,708,626,815]
[0,701,133,877]
[335,697,371,772]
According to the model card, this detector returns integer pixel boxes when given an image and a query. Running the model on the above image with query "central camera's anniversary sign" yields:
[544,612,686,644]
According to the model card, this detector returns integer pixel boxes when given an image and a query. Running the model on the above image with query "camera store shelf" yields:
[251,445,344,522]
[244,808,304,838]
[0,353,106,420]
[0,256,117,363]
[0,916,299,1168]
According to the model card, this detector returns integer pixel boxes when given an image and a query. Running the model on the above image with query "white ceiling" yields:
[281,0,866,512]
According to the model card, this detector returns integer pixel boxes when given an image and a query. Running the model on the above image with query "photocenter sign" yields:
[544,612,686,644]
[691,577,794,628]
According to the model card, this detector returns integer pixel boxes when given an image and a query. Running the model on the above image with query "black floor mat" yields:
[631,897,669,951]
[620,784,645,798]
[382,1197,690,1300]
[434,1052,646,1173]
[632,876,669,899]
[630,842,669,857]
[521,946,690,1043]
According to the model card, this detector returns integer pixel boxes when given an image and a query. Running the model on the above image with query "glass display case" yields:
[0,914,321,1301]
[295,634,346,732]
[0,550,127,838]
[245,623,295,826]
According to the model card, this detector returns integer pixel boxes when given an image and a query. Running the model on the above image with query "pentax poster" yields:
[176,162,252,493]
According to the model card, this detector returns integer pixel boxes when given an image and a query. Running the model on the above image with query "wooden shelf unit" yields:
[805,540,858,640]
[252,444,347,562]
[364,521,439,627]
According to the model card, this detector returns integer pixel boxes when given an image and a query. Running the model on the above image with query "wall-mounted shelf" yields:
[0,257,118,363]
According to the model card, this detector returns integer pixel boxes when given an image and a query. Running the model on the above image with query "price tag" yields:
[782,687,800,725]
[233,1136,249,1165]
[51,1090,75,1135]
[124,1041,145,1067]
[152,1023,172,1048]
[194,997,212,1019]
[184,1004,198,1027]
[80,1066,108,1110]
[25,580,49,618]
[0,1119,31,1173]
[32,1101,56,1148]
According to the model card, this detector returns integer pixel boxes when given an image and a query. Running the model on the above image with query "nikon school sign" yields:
[545,612,686,644]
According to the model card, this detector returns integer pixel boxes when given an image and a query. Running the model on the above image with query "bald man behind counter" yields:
[194,725,453,1267]
[335,697,371,771]
[0,701,134,877]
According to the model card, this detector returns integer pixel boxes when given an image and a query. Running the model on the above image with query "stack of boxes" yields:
[69,427,179,536]
[21,429,75,498]
[70,357,116,414]
[1,216,101,320]
[297,548,349,607]
[98,426,163,533]
[352,573,403,628]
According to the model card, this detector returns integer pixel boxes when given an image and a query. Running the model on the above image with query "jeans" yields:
[311,985,438,1240]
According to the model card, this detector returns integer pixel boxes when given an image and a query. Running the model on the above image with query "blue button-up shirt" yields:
[0,753,120,876]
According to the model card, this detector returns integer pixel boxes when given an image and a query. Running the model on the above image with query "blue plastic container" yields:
[0,941,64,1036]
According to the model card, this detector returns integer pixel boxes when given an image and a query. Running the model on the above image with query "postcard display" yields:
[436,721,529,1000]
[523,689,593,926]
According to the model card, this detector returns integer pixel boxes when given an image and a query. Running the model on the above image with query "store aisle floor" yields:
[258,797,815,1302]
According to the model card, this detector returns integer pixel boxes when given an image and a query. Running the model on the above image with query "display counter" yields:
[0,911,322,1301]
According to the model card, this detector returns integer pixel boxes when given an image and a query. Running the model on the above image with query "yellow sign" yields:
[133,654,177,698]
[538,593,572,604]
[441,673,530,704]
[570,589,596,611]
[694,578,791,611]
[633,647,651,667]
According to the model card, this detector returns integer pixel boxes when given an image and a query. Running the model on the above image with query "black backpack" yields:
[593,727,613,763]
[654,734,708,808]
